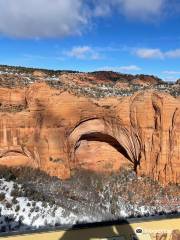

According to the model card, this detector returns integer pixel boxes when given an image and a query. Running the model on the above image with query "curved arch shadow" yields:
[59,220,137,240]
[75,132,131,162]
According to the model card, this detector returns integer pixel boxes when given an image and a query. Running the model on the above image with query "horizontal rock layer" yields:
[0,82,179,185]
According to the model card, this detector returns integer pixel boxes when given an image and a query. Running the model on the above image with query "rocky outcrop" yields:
[0,82,179,185]
[176,79,180,84]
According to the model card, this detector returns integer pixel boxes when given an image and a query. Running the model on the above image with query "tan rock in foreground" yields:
[0,82,179,184]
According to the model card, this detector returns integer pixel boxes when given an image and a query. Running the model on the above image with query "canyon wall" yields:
[0,82,179,184]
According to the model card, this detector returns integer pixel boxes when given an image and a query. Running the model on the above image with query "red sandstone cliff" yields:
[0,82,179,185]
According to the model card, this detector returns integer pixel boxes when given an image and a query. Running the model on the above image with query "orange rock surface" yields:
[0,82,179,185]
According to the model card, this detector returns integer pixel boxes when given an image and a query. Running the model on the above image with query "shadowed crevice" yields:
[75,132,131,162]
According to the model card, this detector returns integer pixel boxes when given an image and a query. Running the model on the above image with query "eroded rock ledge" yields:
[0,82,179,185]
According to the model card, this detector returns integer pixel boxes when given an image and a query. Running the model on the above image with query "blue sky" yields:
[0,0,180,81]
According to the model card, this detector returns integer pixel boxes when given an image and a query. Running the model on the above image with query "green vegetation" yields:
[0,64,179,99]
[49,157,64,163]
[0,103,26,112]
[0,192,5,201]
[0,64,80,76]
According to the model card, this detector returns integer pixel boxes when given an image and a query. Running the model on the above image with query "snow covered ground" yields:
[0,168,179,233]
[0,178,96,232]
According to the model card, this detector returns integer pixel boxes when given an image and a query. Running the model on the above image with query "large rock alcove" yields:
[68,118,138,173]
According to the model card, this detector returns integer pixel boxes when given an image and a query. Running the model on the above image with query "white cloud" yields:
[65,46,101,60]
[66,46,91,59]
[162,69,180,82]
[99,65,141,72]
[0,0,88,38]
[93,0,165,20]
[163,70,180,75]
[93,1,112,16]
[134,48,180,59]
[163,76,178,82]
[165,49,180,58]
[134,48,164,59]
[0,0,169,38]
[121,0,165,20]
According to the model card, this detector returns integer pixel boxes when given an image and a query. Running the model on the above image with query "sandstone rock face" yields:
[0,82,179,184]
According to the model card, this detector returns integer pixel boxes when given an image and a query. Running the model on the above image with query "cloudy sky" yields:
[0,0,180,81]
